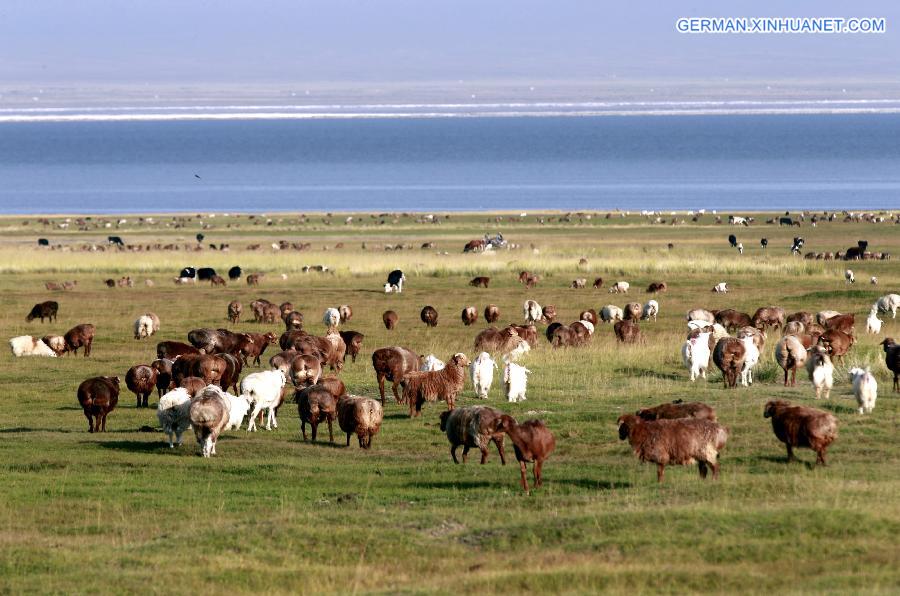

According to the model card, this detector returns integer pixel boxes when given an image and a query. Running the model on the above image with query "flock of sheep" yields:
[8,261,900,490]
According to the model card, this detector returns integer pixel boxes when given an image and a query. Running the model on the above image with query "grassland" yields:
[0,211,898,594]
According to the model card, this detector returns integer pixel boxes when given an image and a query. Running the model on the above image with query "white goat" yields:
[156,387,192,447]
[739,335,760,387]
[503,361,531,403]
[242,370,287,431]
[845,269,855,284]
[641,300,659,322]
[806,346,834,400]
[848,367,878,414]
[866,307,883,335]
[420,354,446,372]
[712,282,728,293]
[223,393,251,431]
[9,336,57,357]
[681,331,710,381]
[876,294,900,318]
[133,315,154,340]
[470,352,497,399]
[609,281,630,294]
[523,300,542,324]
[322,307,340,330]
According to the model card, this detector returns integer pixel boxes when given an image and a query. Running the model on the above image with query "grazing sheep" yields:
[383,283,394,293]
[421,354,446,372]
[337,395,383,449]
[614,320,641,343]
[296,384,338,442]
[875,294,900,319]
[816,310,842,326]
[386,269,405,293]
[866,307,883,335]
[322,307,340,330]
[775,335,808,386]
[686,308,715,323]
[371,346,420,403]
[470,276,491,288]
[382,310,398,330]
[338,304,353,323]
[222,392,251,431]
[609,281,630,294]
[823,313,855,336]
[617,414,728,483]
[134,315,154,340]
[713,337,746,389]
[783,321,805,336]
[600,305,624,323]
[484,304,500,323]
[571,278,586,289]
[470,352,497,399]
[764,400,838,465]
[752,307,785,332]
[786,311,815,327]
[806,345,834,400]
[156,388,192,447]
[420,305,439,327]
[848,367,878,414]
[523,300,542,324]
[871,276,878,285]
[502,361,531,402]
[151,358,174,397]
[439,406,507,464]
[592,277,604,289]
[817,329,854,365]
[739,335,760,387]
[882,338,900,392]
[580,309,599,326]
[641,300,659,322]
[26,301,58,323]
[637,400,717,422]
[541,305,557,323]
[41,334,66,356]
[681,331,711,381]
[284,311,304,331]
[496,416,556,492]
[338,330,364,363]
[716,309,753,332]
[461,306,478,326]
[227,300,242,324]
[401,353,469,416]
[290,354,322,387]
[126,364,158,408]
[241,370,287,431]
[9,336,57,357]
[64,323,95,357]
[646,282,668,293]
[712,282,728,293]
[623,302,642,321]
[190,385,231,457]
[76,376,120,433]
[845,269,855,284]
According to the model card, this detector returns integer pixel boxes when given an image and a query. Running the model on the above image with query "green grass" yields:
[0,211,898,594]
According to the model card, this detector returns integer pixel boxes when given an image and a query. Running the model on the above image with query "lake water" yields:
[0,112,898,214]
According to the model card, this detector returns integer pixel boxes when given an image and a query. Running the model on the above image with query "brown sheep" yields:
[546,322,575,348]
[240,331,278,366]
[337,395,383,449]
[817,329,854,365]
[250,299,274,323]
[125,364,158,408]
[592,277,604,289]
[192,354,227,386]
[227,300,242,324]
[484,304,500,323]
[614,320,641,344]
[151,358,174,397]
[77,376,120,433]
[290,353,322,387]
[246,273,261,286]
[715,309,753,332]
[881,338,899,392]
[469,276,490,288]
[570,321,593,345]
[190,386,230,457]
[64,323,95,357]
[296,384,338,442]
[318,376,346,400]
[474,326,526,355]
[269,349,299,374]
[623,302,642,321]
[713,337,746,388]
[823,313,855,336]
[41,334,66,356]
[401,353,469,417]
[339,330,365,363]
[752,306,786,331]
[496,416,556,491]
[786,311,814,327]
[421,306,439,327]
[382,310,398,330]
[617,414,729,483]
[259,303,281,324]
[180,376,206,397]
[637,400,717,422]
[338,305,353,323]
[156,340,199,360]
[280,302,294,317]
[461,306,478,326]
[764,400,838,465]
[518,271,540,288]
[646,281,668,293]
[217,352,243,394]
[509,324,538,347]
[541,305,557,323]
[439,406,507,464]
[26,300,58,323]
[284,311,304,330]
[372,346,420,403]
[579,309,599,326]
[775,335,808,386]
[210,275,227,286]
[782,321,805,336]
[172,353,203,386]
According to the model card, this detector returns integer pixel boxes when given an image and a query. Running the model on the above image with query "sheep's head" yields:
[451,353,469,367]
[882,337,897,351]
[494,414,516,434]
[439,410,451,432]
[616,414,639,440]
[764,400,790,419]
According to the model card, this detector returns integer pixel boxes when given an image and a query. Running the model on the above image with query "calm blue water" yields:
[0,114,898,213]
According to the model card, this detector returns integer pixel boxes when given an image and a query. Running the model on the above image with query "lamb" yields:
[609,281,630,294]
[637,400,717,422]
[775,335,808,386]
[614,320,641,343]
[865,307,883,335]
[845,269,855,284]
[623,302,642,321]
[805,345,834,399]
[222,392,251,430]
[9,336,57,357]
[227,300,242,324]
[439,406,507,464]
[764,400,838,465]
[190,385,231,457]
[401,353,469,416]
[739,334,760,387]
[133,315,154,340]
[523,300,542,324]
[848,367,878,414]
[641,300,659,322]
[882,338,900,392]
[382,310,398,330]
[495,416,556,492]
[421,354,446,372]
[681,331,711,381]
[712,282,728,293]
[420,305,439,327]
[156,387,192,447]
[600,305,624,323]
[875,294,900,318]
[322,307,340,330]
[76,376,120,433]
[241,370,287,431]
[617,414,729,483]
[338,304,353,323]
[337,395,383,449]
[461,306,478,326]
[484,304,500,323]
[470,352,497,399]
[372,346,420,403]
[296,384,338,442]
[126,364,158,408]
[713,337,746,388]
[502,361,531,402]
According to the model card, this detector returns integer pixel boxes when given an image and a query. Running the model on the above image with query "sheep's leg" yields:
[135,393,141,408]
[816,449,827,466]
[534,460,544,488]
[345,432,351,447]
[786,444,795,463]
[376,374,386,403]
[519,461,529,492]
[311,421,318,442]
[479,446,489,465]
[656,464,665,483]
[327,419,334,443]
[698,461,708,479]
[101,413,108,432]
[247,405,260,432]
[301,420,308,441]
[711,462,720,480]
[462,445,470,464]
[451,445,460,464]
[391,380,404,404]
[85,411,94,433]
[494,437,506,465]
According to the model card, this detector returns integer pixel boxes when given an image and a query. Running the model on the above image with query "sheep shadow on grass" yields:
[614,367,681,381]
[758,454,817,470]
[90,440,172,454]
[405,480,496,490]
[557,478,632,491]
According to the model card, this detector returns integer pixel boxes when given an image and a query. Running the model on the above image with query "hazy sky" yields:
[0,0,897,85]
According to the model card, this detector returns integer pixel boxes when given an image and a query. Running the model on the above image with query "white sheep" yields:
[600,305,624,323]
[384,283,394,293]
[806,345,834,400]
[739,335,760,387]
[322,307,340,330]
[523,300,542,324]
[506,340,531,362]
[848,367,878,414]
[156,387,192,447]
[712,282,728,293]
[866,307,883,335]
[503,360,531,403]
[241,370,287,431]
[681,331,710,381]
[736,242,744,255]
[9,336,57,357]
[609,281,630,294]
[223,393,251,431]
[578,320,595,335]
[133,315,154,340]
[420,354,446,372]
[641,300,659,322]
[845,269,855,284]
[470,352,497,399]
[876,294,900,318]
[870,276,878,285]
